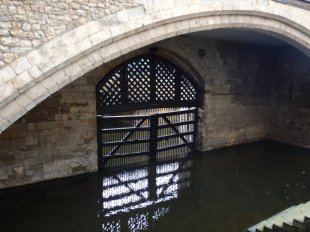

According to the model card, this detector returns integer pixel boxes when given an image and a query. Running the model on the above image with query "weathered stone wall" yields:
[155,37,277,150]
[1,0,309,134]
[0,0,138,68]
[0,36,308,189]
[272,47,310,149]
[1,0,309,71]
[203,41,277,150]
[0,69,98,188]
[0,51,138,189]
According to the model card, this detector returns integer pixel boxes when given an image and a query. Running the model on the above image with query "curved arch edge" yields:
[0,1,310,133]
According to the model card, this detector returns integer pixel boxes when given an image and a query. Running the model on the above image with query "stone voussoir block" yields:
[11,70,35,94]
[0,116,11,133]
[88,28,112,50]
[50,38,92,72]
[40,75,59,95]
[15,94,35,111]
[27,65,44,82]
[106,42,122,61]
[26,50,56,78]
[87,50,105,68]
[0,81,19,108]
[24,82,51,105]
[51,69,70,90]
[0,65,16,84]
[76,56,93,74]
[0,99,26,124]
[109,24,127,42]
[63,62,84,82]
[85,21,106,36]
[11,57,32,75]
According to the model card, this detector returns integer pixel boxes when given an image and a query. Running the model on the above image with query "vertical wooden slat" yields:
[122,62,129,105]
[150,114,158,161]
[193,107,198,150]
[97,116,104,169]
[150,55,156,103]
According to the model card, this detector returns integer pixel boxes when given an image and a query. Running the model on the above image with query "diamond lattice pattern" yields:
[98,69,122,107]
[155,60,176,101]
[180,74,197,101]
[97,55,199,112]
[128,58,151,103]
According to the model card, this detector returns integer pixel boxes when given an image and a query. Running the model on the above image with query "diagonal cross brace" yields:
[161,116,193,149]
[107,118,146,156]
[157,157,190,198]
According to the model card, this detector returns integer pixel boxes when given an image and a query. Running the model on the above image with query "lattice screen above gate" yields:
[96,54,200,114]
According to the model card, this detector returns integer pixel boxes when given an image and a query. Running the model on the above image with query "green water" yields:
[0,141,310,232]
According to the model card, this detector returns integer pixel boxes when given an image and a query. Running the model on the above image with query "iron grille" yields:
[96,54,200,114]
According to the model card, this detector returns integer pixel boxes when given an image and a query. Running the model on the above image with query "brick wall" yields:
[272,47,310,149]
[156,37,277,150]
[0,53,133,188]
[0,69,98,188]
[0,36,308,189]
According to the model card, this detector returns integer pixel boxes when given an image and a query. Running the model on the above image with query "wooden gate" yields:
[96,54,201,168]
[97,108,198,168]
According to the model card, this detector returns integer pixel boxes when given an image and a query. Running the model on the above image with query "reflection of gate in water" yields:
[98,156,193,231]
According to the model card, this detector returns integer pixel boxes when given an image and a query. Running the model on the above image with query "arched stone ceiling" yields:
[0,0,309,133]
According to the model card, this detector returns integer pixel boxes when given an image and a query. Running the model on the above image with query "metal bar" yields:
[99,114,150,119]
[102,139,150,146]
[157,131,194,141]
[157,142,195,152]
[158,120,195,129]
[97,101,199,114]
[155,108,196,117]
[103,151,150,160]
[102,127,150,133]
[101,108,196,118]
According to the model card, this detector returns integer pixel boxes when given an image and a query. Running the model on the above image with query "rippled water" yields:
[0,141,310,232]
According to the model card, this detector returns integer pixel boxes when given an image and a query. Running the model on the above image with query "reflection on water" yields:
[100,159,192,231]
[0,142,310,232]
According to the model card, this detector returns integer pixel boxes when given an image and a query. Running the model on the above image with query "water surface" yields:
[0,141,310,232]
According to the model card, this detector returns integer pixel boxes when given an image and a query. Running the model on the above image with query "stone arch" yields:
[0,1,309,133]
[93,46,205,91]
